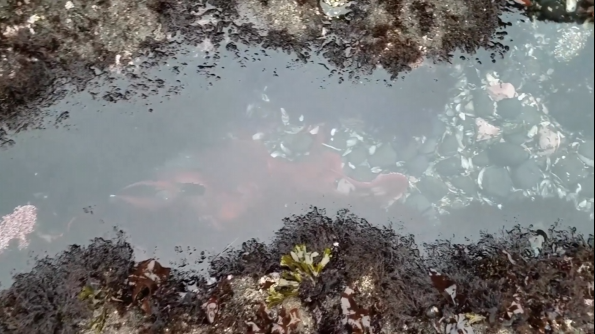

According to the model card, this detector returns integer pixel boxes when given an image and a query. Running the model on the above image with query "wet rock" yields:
[328,131,350,150]
[283,132,314,154]
[579,175,594,197]
[480,166,513,199]
[417,175,449,202]
[348,167,377,182]
[368,143,397,168]
[501,124,529,145]
[397,141,418,162]
[347,146,369,166]
[577,140,594,167]
[509,190,526,202]
[497,98,522,120]
[548,88,595,136]
[552,153,590,188]
[511,159,543,189]
[449,175,478,196]
[406,155,430,177]
[418,137,439,155]
[320,0,352,17]
[430,118,447,138]
[438,134,459,157]
[502,130,528,146]
[472,150,491,167]
[471,90,495,118]
[517,106,543,125]
[405,193,432,214]
[435,157,463,177]
[487,142,529,167]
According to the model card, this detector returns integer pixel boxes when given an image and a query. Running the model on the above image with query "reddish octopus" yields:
[114,125,409,229]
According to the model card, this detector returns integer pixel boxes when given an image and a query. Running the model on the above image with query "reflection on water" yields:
[0,21,593,289]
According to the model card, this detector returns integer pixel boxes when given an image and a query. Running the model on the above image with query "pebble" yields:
[487,142,529,167]
[511,159,543,189]
[480,166,513,199]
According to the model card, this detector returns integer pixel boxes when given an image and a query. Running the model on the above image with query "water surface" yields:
[1,18,593,286]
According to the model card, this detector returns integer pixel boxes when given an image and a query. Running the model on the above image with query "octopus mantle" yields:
[115,125,409,228]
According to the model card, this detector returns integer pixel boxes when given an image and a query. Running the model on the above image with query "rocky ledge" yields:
[0,208,593,333]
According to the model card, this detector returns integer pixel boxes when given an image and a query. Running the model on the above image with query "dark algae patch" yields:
[1,208,593,333]
[5,0,583,145]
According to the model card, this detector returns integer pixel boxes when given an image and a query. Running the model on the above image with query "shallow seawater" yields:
[0,16,593,287]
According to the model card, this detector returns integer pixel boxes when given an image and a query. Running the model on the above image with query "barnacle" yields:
[265,244,332,307]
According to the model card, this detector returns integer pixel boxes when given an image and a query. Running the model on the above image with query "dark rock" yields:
[472,150,491,167]
[435,156,463,177]
[480,166,513,198]
[406,155,430,176]
[450,175,478,195]
[511,159,543,189]
[438,134,459,157]
[552,153,590,188]
[487,142,529,167]
[417,175,449,202]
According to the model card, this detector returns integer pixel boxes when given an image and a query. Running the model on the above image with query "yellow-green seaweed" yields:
[78,285,110,333]
[266,244,332,307]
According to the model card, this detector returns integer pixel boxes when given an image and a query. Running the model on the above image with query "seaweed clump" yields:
[0,230,135,334]
[0,208,593,334]
[1,0,519,146]
[0,0,176,142]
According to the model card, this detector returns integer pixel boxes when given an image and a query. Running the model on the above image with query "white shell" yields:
[342,148,353,156]
[368,145,377,155]
[321,143,341,151]
[370,166,382,173]
[477,167,485,190]
[350,132,364,141]
[280,108,290,126]
[346,138,358,147]
[461,156,473,170]
[252,132,265,140]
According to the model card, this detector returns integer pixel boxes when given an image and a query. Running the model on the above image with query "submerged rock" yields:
[511,159,544,189]
[438,134,460,157]
[435,156,463,177]
[418,174,449,202]
[552,153,590,188]
[480,166,513,199]
[367,143,397,168]
[487,142,529,167]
